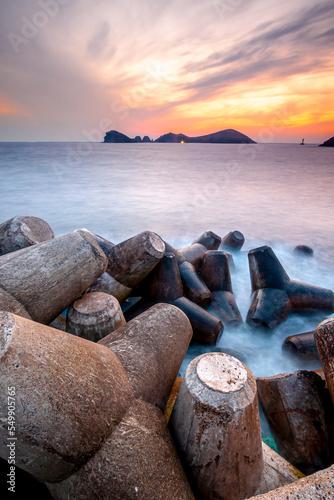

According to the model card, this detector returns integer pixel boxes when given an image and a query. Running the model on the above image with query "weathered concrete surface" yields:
[85,230,115,256]
[0,287,32,319]
[254,443,304,496]
[0,311,133,483]
[167,385,304,496]
[282,331,318,360]
[179,260,212,307]
[106,230,165,288]
[248,246,334,313]
[146,252,184,303]
[163,241,186,265]
[315,317,334,404]
[179,242,207,270]
[84,232,138,305]
[249,464,334,499]
[47,399,195,500]
[123,293,222,346]
[66,292,126,342]
[249,246,290,292]
[200,250,233,293]
[170,353,263,500]
[247,289,292,330]
[200,250,242,325]
[88,271,132,304]
[220,230,245,251]
[152,249,211,306]
[160,244,213,307]
[225,250,235,270]
[0,215,55,256]
[0,308,195,497]
[211,291,243,326]
[257,370,333,474]
[99,303,193,410]
[173,296,224,345]
[193,230,221,250]
[0,229,107,324]
[287,280,334,311]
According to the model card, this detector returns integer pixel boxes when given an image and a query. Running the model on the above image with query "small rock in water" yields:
[294,244,314,256]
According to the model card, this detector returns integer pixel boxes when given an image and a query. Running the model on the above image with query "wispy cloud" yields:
[179,1,334,97]
[87,21,113,59]
[0,0,333,141]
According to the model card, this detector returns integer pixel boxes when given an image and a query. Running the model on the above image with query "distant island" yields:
[103,130,152,143]
[155,129,256,144]
[103,129,256,144]
[319,136,334,147]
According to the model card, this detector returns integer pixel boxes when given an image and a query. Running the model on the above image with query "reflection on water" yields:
[1,141,334,380]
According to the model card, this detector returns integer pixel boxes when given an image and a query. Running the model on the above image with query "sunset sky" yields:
[1,0,333,143]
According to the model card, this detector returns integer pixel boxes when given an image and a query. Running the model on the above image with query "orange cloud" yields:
[136,66,334,143]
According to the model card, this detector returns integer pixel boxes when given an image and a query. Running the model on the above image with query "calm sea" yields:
[1,141,334,381]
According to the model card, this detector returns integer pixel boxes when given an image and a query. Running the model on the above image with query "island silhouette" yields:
[319,136,334,147]
[103,129,256,144]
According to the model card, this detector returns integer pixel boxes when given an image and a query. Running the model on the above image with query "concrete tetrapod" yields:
[0,215,55,256]
[84,231,135,303]
[220,230,245,251]
[91,230,165,305]
[200,250,242,326]
[86,230,115,257]
[99,303,193,410]
[193,230,221,250]
[150,253,219,344]
[165,379,305,497]
[66,292,126,342]
[315,317,334,405]
[247,245,334,330]
[163,242,212,306]
[164,241,186,265]
[86,231,134,304]
[257,370,333,474]
[248,464,334,499]
[177,230,222,270]
[0,305,194,499]
[247,288,292,330]
[146,252,184,303]
[254,442,305,495]
[170,353,263,500]
[178,261,212,307]
[282,330,318,361]
[178,230,222,270]
[48,399,194,500]
[105,230,165,288]
[0,229,107,324]
[179,241,208,270]
[126,253,222,345]
[88,272,132,304]
[0,311,133,483]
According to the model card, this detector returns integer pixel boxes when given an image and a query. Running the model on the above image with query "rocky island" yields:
[319,136,334,147]
[155,129,256,143]
[103,128,256,144]
[103,130,152,143]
